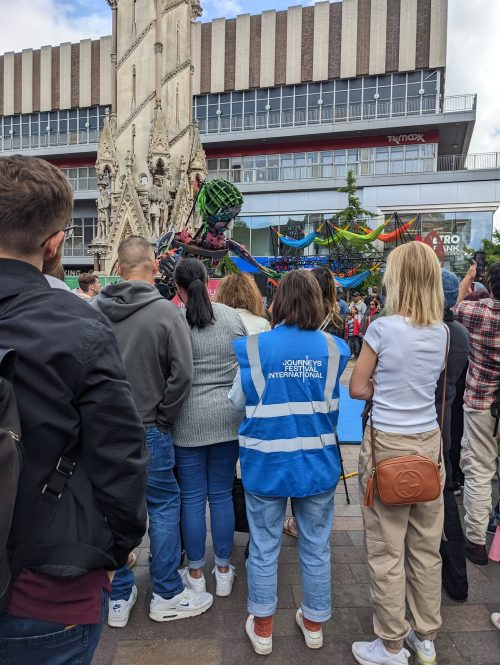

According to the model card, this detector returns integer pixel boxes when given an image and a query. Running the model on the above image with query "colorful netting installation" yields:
[358,217,416,243]
[272,228,319,249]
[333,221,388,245]
[333,270,372,289]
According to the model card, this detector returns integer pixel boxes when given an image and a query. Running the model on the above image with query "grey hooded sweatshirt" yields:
[92,281,193,430]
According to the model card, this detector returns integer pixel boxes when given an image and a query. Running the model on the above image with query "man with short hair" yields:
[348,292,367,319]
[77,272,101,299]
[92,236,213,626]
[455,262,500,565]
[0,155,148,663]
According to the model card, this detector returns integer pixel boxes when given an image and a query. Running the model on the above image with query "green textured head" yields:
[197,179,244,225]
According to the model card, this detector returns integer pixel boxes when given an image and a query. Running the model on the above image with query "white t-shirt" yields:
[236,308,271,335]
[364,315,447,433]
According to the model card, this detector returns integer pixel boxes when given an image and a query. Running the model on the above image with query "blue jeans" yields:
[174,441,239,569]
[0,592,107,665]
[112,427,183,601]
[245,489,336,622]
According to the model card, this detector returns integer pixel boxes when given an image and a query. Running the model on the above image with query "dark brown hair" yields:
[311,266,344,331]
[215,272,266,318]
[78,272,98,292]
[271,270,324,330]
[0,155,74,255]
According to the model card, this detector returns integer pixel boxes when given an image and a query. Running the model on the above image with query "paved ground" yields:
[94,362,500,665]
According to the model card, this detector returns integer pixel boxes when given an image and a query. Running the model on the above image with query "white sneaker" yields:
[107,586,138,628]
[212,565,236,597]
[405,630,436,665]
[245,615,273,656]
[178,566,206,593]
[352,638,410,665]
[491,613,500,631]
[149,587,213,622]
[296,609,323,649]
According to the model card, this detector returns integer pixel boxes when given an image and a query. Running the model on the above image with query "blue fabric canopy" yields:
[276,230,318,249]
[334,270,371,289]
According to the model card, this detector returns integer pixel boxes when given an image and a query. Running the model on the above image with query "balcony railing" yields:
[0,129,101,152]
[208,152,500,185]
[198,94,477,135]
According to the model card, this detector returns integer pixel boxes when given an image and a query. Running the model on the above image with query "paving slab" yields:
[94,436,500,665]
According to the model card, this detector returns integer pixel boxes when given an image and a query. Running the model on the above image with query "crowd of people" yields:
[0,155,498,665]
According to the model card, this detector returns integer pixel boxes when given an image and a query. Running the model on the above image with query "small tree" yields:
[481,229,500,269]
[336,170,377,227]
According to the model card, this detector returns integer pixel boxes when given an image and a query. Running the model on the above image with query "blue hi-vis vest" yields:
[233,324,350,498]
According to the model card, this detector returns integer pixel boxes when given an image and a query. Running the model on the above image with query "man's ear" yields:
[153,258,160,274]
[43,231,64,264]
[116,262,123,277]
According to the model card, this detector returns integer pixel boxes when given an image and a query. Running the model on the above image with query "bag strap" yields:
[437,325,450,466]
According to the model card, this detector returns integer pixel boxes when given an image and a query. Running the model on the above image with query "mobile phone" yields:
[474,251,486,277]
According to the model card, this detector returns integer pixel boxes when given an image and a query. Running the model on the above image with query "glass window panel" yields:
[256,99,268,112]
[334,150,346,163]
[269,87,281,98]
[268,155,279,167]
[242,156,254,168]
[335,91,347,105]
[257,89,268,100]
[335,79,348,91]
[407,71,422,83]
[231,101,242,114]
[207,159,218,171]
[281,96,293,110]
[348,78,361,90]
[219,159,229,169]
[378,86,391,100]
[392,73,406,85]
[232,217,250,247]
[295,96,307,109]
[320,151,333,165]
[232,91,243,102]
[208,94,219,105]
[392,84,406,99]
[219,103,230,115]
[244,99,256,112]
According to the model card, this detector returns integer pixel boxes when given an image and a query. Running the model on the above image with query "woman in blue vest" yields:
[229,270,350,655]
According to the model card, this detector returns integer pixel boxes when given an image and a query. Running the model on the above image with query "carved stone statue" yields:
[148,175,167,238]
[96,180,111,240]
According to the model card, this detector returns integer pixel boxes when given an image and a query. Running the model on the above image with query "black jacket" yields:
[0,259,147,576]
[435,308,470,479]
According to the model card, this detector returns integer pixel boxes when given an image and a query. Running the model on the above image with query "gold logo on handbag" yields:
[363,327,449,508]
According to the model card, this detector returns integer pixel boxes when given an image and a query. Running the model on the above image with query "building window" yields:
[207,144,439,183]
[194,70,447,134]
[176,21,181,65]
[63,217,98,258]
[175,84,180,128]
[0,107,106,151]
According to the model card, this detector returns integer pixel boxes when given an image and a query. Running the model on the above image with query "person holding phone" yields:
[454,261,500,566]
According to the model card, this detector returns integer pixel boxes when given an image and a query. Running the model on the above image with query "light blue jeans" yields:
[112,427,183,601]
[245,489,336,622]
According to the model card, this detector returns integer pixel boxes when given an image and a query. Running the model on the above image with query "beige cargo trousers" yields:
[461,406,500,545]
[358,426,445,651]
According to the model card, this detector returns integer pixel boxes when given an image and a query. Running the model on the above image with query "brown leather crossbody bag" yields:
[363,328,449,508]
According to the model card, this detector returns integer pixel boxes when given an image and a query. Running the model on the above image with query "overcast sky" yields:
[1,0,499,156]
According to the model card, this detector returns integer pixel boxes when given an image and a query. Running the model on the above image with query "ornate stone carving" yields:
[191,0,202,20]
[96,179,111,241]
[188,120,207,183]
[96,109,118,181]
[148,103,172,183]
[148,175,170,238]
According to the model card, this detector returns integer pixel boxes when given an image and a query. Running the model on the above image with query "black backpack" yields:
[0,349,22,601]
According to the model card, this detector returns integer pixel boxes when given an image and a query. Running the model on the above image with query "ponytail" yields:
[174,258,214,329]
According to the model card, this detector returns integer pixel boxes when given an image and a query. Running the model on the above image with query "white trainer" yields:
[149,588,213,622]
[491,613,500,631]
[212,565,236,597]
[295,609,323,649]
[178,566,206,593]
[352,638,410,665]
[405,630,436,665]
[245,615,273,656]
[107,586,138,628]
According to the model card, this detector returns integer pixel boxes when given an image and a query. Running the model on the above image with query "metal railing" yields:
[198,94,477,134]
[0,129,101,152]
[208,152,500,185]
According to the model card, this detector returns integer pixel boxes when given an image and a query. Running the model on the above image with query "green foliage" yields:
[216,255,241,277]
[336,170,377,227]
[481,229,500,269]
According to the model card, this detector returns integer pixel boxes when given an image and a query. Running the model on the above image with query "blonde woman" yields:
[349,242,448,665]
[215,272,271,335]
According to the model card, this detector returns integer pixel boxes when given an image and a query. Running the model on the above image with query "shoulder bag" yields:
[363,327,449,507]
